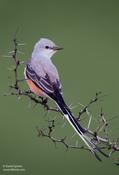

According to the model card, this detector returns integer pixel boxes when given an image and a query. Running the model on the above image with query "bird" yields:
[24,38,108,161]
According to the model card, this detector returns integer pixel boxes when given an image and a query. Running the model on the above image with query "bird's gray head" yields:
[32,38,63,59]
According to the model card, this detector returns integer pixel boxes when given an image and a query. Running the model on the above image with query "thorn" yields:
[18,43,27,46]
[1,55,12,58]
[75,140,79,147]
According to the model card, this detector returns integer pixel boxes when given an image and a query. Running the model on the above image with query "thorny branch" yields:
[2,38,119,164]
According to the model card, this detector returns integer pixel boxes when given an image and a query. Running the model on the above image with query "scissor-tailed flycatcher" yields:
[24,38,108,161]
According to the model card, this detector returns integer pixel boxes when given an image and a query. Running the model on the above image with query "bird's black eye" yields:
[45,46,49,49]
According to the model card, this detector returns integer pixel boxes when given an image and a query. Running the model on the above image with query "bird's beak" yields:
[52,46,63,51]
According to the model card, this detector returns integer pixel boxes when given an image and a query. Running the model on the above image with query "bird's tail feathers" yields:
[55,93,108,161]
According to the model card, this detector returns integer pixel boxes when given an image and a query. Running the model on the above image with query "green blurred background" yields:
[0,0,119,174]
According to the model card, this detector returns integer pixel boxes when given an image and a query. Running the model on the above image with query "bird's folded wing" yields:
[25,63,62,95]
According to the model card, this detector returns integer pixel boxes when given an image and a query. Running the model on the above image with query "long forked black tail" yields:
[53,90,108,161]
